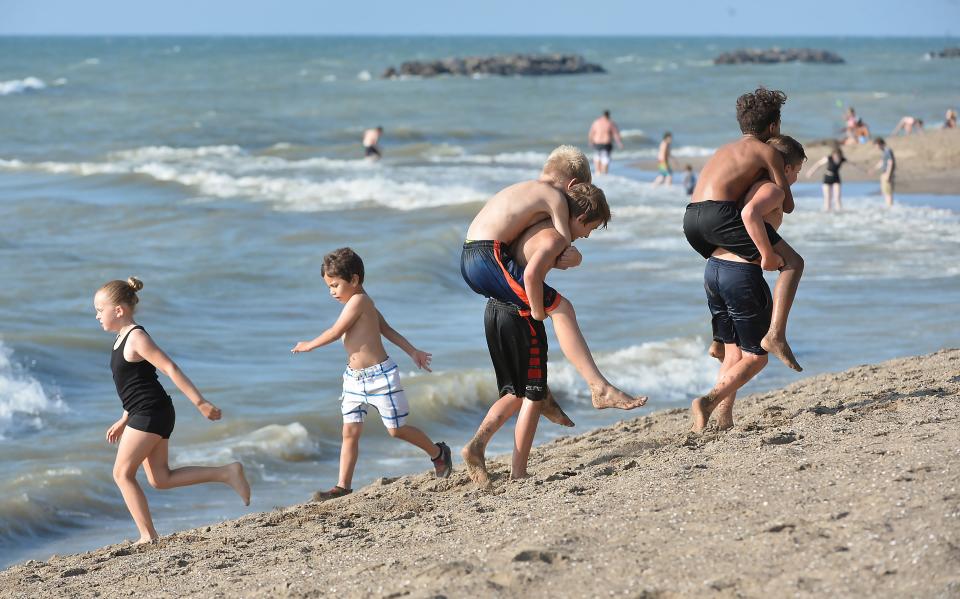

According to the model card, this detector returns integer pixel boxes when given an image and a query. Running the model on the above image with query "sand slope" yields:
[2,349,959,598]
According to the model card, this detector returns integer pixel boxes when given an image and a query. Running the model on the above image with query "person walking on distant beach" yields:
[873,137,896,207]
[363,126,383,160]
[943,109,957,129]
[805,142,847,211]
[292,248,453,501]
[652,132,674,186]
[588,110,623,174]
[95,277,250,545]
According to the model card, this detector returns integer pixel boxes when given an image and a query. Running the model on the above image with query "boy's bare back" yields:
[692,137,786,207]
[466,180,571,244]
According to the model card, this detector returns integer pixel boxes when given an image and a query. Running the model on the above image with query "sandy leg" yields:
[226,462,251,506]
[708,339,725,362]
[461,438,491,489]
[713,396,736,431]
[761,334,802,372]
[591,383,648,410]
[541,388,575,427]
[690,394,721,433]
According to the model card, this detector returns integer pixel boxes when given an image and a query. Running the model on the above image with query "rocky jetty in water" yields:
[714,48,845,65]
[927,47,960,58]
[382,54,605,78]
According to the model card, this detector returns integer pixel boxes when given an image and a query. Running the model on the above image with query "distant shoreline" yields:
[631,128,960,195]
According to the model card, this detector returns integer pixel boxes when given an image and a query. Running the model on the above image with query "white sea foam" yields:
[617,145,716,160]
[172,422,317,465]
[357,70,372,81]
[619,128,647,139]
[549,337,720,405]
[0,341,66,439]
[0,77,47,96]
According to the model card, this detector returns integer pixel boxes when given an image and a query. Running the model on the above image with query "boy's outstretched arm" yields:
[544,188,573,244]
[291,297,363,353]
[523,235,566,321]
[742,185,785,271]
[378,311,432,371]
[763,147,795,213]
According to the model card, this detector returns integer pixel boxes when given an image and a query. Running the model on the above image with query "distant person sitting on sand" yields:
[95,277,250,545]
[872,137,896,207]
[689,135,806,432]
[292,248,453,500]
[682,87,805,373]
[652,132,674,186]
[854,119,871,144]
[461,166,645,411]
[363,126,383,160]
[943,109,957,129]
[891,116,924,136]
[587,110,623,175]
[462,182,629,487]
[682,164,697,196]
[805,142,847,211]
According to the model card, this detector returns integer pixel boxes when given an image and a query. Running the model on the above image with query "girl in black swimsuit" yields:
[95,277,250,545]
[806,143,846,211]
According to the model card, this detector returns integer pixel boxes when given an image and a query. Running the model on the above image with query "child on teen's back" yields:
[292,248,452,500]
[95,277,250,545]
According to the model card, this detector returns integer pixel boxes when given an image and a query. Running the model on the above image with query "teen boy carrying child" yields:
[691,135,806,432]
[292,248,453,500]
[462,156,645,410]
[683,87,805,372]
[462,182,620,487]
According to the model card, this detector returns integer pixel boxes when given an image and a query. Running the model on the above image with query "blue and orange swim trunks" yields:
[460,240,562,315]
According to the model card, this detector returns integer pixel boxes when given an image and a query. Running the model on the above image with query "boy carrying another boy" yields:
[690,135,806,432]
[683,87,805,373]
[292,248,453,500]
[461,152,646,411]
[462,181,619,487]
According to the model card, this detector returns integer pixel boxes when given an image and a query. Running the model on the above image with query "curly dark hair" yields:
[321,247,365,283]
[736,87,787,137]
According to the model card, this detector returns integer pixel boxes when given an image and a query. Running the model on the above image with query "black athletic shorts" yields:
[683,200,782,262]
[704,257,771,356]
[127,401,176,439]
[484,298,547,401]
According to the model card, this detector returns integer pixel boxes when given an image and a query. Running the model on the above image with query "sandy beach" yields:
[634,128,960,195]
[2,348,958,598]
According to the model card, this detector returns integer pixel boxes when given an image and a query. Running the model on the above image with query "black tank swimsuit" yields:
[111,325,176,439]
[823,155,845,185]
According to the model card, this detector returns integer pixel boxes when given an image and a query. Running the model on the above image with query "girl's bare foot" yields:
[541,390,575,427]
[227,462,251,506]
[133,535,158,546]
[460,439,491,489]
[510,471,530,480]
[591,383,647,410]
[761,333,802,372]
[690,394,720,433]
[708,340,725,362]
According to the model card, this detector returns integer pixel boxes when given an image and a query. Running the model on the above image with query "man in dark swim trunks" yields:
[588,110,623,174]
[362,126,383,160]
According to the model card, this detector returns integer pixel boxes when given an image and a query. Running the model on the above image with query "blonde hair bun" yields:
[127,277,144,292]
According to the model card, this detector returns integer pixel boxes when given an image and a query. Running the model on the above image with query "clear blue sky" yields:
[2,0,957,36]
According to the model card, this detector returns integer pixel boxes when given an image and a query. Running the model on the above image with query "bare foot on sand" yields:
[461,439,491,489]
[761,333,802,372]
[133,536,158,546]
[541,389,575,427]
[713,397,735,431]
[591,383,648,410]
[227,462,251,506]
[708,339,724,363]
[510,471,530,480]
[690,394,720,433]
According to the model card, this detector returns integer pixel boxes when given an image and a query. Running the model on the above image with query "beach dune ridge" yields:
[2,349,958,598]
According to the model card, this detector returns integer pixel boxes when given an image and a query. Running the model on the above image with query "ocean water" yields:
[1,36,958,568]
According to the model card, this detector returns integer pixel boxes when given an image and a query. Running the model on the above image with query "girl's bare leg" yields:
[113,428,164,543]
[142,440,250,505]
[822,183,831,211]
[833,183,843,211]
[549,298,647,410]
